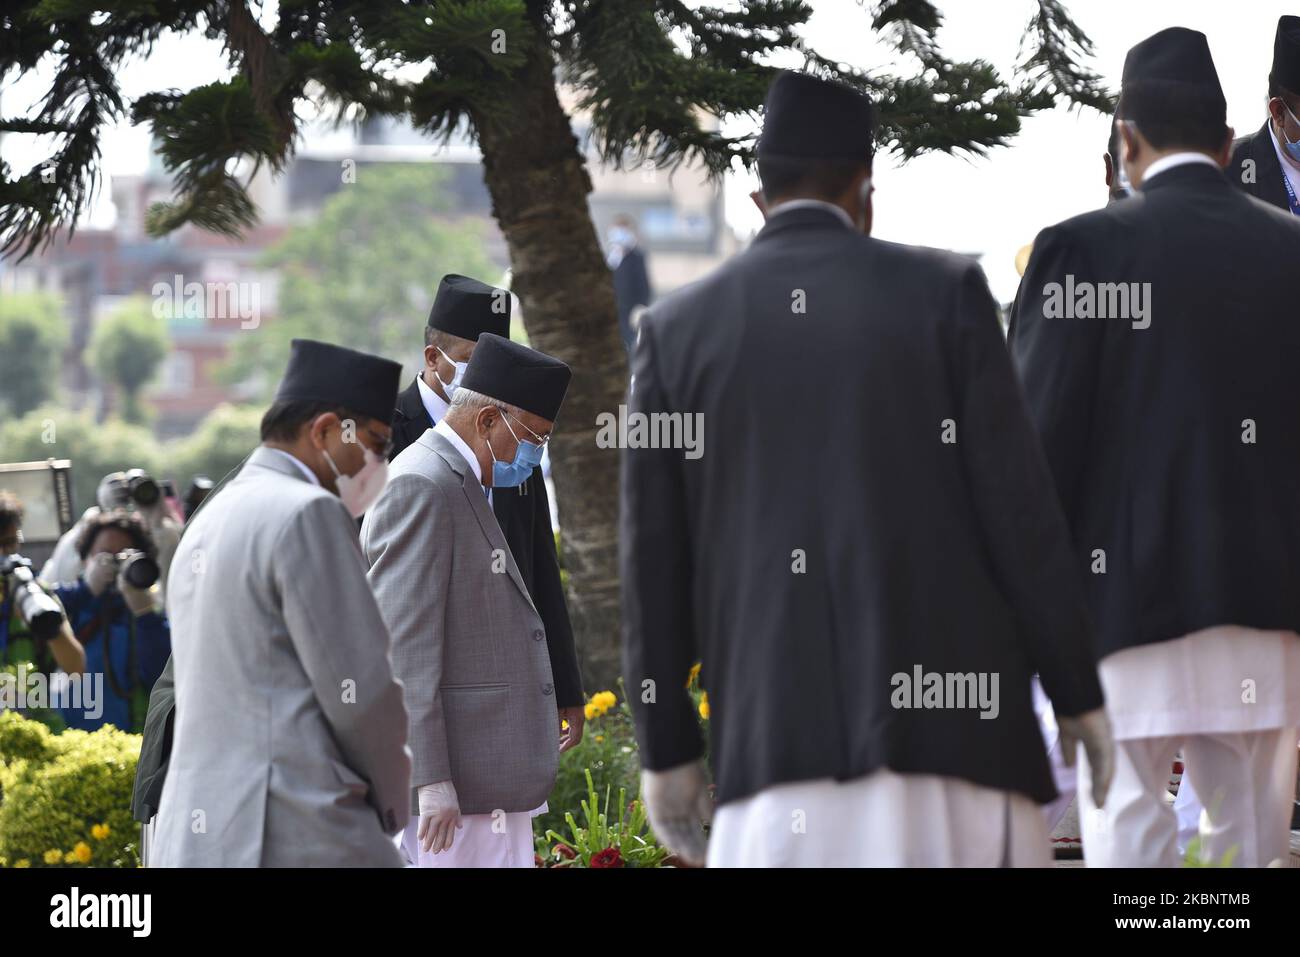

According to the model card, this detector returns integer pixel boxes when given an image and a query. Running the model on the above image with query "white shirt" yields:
[765,198,855,229]
[1140,151,1219,185]
[433,418,491,506]
[1099,625,1300,740]
[415,370,450,426]
[1266,122,1300,206]
[262,447,320,487]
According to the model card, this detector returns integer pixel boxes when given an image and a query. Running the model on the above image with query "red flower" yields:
[553,843,576,860]
[590,847,624,868]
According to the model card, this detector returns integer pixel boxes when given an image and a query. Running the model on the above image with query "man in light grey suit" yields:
[362,333,572,867]
[152,340,412,867]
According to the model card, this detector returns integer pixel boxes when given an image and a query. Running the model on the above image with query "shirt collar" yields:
[1141,151,1219,185]
[262,447,321,487]
[415,370,450,426]
[1266,122,1300,195]
[765,198,856,229]
[434,418,489,501]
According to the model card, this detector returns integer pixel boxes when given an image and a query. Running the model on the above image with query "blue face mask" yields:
[487,413,545,488]
[1282,103,1300,164]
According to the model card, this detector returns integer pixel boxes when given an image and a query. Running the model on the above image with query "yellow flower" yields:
[583,702,599,721]
[73,842,92,864]
[14,860,30,869]
[64,851,79,865]
[699,692,710,720]
[592,691,617,711]
[44,849,63,865]
[91,823,111,841]
[686,662,701,687]
[594,735,605,743]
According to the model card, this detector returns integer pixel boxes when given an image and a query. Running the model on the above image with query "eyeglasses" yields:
[364,426,395,458]
[504,410,550,447]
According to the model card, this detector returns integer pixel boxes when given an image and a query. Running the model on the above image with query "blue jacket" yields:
[54,579,170,732]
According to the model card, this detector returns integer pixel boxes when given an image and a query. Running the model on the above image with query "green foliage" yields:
[536,691,641,840]
[2,0,1112,252]
[0,402,260,515]
[0,293,69,417]
[0,405,162,514]
[0,712,140,868]
[538,767,671,868]
[223,164,498,393]
[166,403,263,488]
[85,298,169,423]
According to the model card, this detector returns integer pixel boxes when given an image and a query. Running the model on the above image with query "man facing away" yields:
[622,70,1113,868]
[362,333,572,867]
[1011,28,1300,867]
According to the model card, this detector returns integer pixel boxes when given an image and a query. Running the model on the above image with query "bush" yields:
[0,713,140,868]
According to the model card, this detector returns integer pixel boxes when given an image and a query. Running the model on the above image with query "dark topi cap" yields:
[427,274,512,342]
[272,339,403,426]
[756,70,875,162]
[459,333,571,423]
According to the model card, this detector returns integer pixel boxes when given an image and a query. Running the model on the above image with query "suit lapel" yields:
[423,431,536,611]
[1251,124,1291,210]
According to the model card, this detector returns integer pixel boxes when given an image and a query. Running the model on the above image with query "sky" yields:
[1,0,1292,302]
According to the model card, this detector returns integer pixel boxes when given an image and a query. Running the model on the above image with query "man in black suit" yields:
[389,275,586,749]
[607,215,653,354]
[1012,28,1300,867]
[621,70,1112,867]
[1226,16,1300,215]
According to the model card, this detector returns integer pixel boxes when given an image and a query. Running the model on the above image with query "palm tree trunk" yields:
[473,38,628,692]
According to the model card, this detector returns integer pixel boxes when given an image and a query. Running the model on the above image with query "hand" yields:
[1059,706,1115,809]
[118,576,157,616]
[558,705,585,753]
[641,760,712,867]
[84,553,117,596]
[417,780,462,855]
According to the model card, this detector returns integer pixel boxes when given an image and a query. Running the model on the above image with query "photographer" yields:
[42,470,183,607]
[54,508,170,732]
[0,491,86,682]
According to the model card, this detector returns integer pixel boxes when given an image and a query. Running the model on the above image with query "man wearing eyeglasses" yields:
[1228,16,1300,216]
[362,334,572,867]
[149,339,412,867]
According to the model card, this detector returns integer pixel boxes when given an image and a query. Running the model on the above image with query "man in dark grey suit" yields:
[622,71,1113,867]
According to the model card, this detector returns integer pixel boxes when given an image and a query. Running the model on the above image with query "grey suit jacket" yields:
[361,429,558,816]
[151,447,412,867]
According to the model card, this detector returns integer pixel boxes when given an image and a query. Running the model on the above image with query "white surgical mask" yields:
[322,445,389,518]
[434,348,468,401]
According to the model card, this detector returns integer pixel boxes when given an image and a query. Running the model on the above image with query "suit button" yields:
[532,629,544,641]
[542,683,553,696]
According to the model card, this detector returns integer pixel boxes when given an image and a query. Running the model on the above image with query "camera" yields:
[0,555,66,641]
[112,549,161,590]
[98,469,161,510]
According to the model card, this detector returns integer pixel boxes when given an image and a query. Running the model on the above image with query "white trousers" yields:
[707,768,1051,867]
[395,810,538,868]
[1078,728,1299,867]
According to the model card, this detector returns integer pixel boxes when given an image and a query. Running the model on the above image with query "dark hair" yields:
[76,508,157,561]
[1122,100,1230,155]
[758,154,871,204]
[0,491,23,534]
[1268,78,1300,113]
[260,399,366,442]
